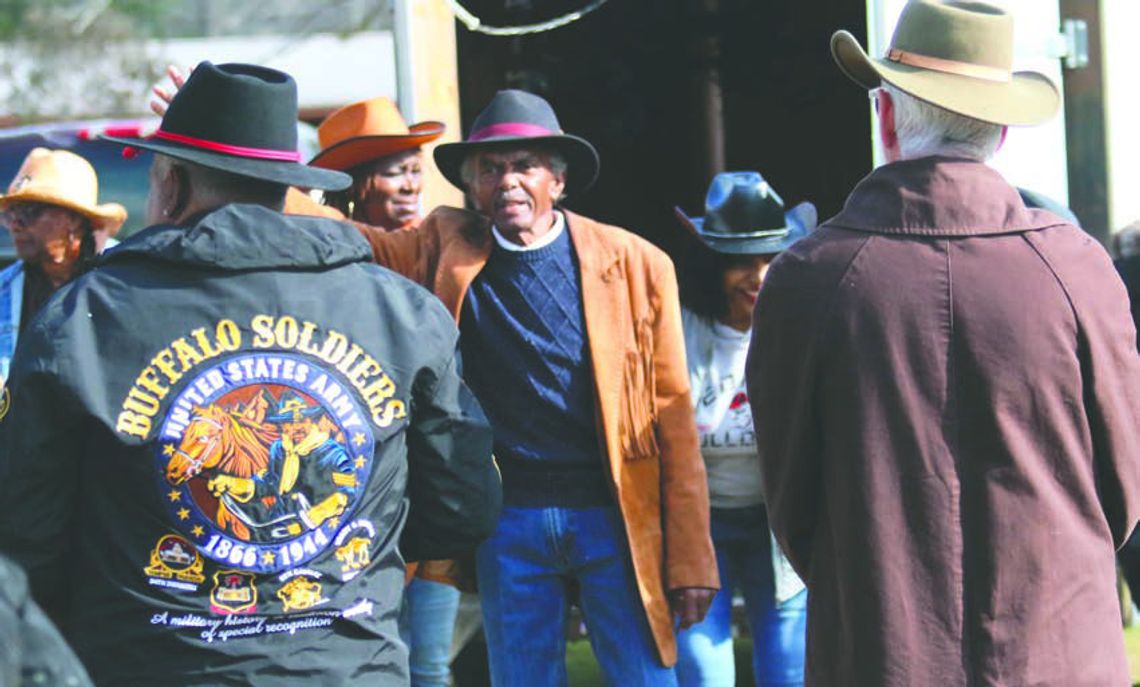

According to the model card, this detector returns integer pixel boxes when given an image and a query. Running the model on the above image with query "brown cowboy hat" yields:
[831,0,1059,126]
[308,97,445,172]
[0,147,127,234]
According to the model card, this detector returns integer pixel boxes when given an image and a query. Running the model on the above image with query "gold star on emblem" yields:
[353,432,366,446]
[162,444,176,456]
[327,517,340,530]
[261,550,276,566]
[167,490,181,502]
[177,508,190,521]
[354,456,366,469]
[191,525,205,538]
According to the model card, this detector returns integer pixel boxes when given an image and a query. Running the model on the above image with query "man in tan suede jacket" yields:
[296,89,717,685]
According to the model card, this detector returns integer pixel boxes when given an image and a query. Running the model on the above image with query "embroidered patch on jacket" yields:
[210,570,258,615]
[144,534,205,591]
[332,519,377,581]
[156,352,376,575]
[276,572,329,612]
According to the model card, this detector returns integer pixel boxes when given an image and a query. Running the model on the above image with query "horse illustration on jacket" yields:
[164,391,278,541]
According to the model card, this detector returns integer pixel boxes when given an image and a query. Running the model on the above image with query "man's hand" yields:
[150,65,190,117]
[669,587,716,629]
[207,475,254,502]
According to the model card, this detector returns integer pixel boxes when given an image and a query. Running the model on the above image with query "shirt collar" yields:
[491,211,565,252]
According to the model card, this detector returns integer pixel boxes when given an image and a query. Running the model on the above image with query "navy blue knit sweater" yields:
[459,225,603,466]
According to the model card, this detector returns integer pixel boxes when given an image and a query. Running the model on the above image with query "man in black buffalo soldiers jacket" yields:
[0,62,501,685]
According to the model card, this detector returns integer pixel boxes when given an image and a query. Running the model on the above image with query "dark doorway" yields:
[454,0,871,257]
[1058,0,1109,242]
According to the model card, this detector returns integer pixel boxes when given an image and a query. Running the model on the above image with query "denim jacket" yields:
[0,261,24,384]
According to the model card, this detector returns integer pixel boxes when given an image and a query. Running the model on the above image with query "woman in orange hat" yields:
[310,97,445,232]
[312,96,456,686]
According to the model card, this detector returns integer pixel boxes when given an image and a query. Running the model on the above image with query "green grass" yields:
[566,638,756,686]
[1127,625,1140,685]
[565,630,1140,686]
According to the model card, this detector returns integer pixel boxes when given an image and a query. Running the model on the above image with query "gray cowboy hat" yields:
[831,0,1058,126]
[433,89,599,196]
[674,171,816,256]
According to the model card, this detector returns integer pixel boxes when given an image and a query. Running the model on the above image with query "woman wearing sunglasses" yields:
[0,147,124,384]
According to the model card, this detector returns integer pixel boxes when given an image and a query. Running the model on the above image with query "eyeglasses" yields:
[2,202,51,227]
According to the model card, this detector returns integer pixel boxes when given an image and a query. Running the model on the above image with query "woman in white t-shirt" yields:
[672,171,815,687]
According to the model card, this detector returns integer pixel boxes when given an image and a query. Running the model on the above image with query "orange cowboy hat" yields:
[308,97,445,172]
[0,147,127,234]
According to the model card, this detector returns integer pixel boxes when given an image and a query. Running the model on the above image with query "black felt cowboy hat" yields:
[674,172,816,255]
[434,89,599,196]
[102,61,350,191]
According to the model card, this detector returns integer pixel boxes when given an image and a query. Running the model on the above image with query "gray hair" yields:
[459,148,568,189]
[883,83,1003,162]
[1115,222,1140,259]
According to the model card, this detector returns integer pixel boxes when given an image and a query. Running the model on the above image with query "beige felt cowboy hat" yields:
[0,147,127,234]
[831,0,1059,126]
[308,97,445,172]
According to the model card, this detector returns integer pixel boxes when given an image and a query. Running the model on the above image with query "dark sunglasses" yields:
[2,201,52,226]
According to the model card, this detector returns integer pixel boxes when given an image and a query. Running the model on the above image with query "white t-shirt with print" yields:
[682,306,805,603]
[682,307,763,509]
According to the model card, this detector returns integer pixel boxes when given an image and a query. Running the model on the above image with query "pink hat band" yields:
[467,122,557,142]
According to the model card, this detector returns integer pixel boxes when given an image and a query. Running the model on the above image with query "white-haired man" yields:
[350,89,720,685]
[746,2,1140,686]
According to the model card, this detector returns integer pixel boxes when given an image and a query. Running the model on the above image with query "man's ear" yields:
[876,89,901,162]
[165,162,192,222]
[550,172,566,204]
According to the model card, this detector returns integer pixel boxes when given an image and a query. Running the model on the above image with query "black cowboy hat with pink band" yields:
[434,89,599,196]
[102,61,351,191]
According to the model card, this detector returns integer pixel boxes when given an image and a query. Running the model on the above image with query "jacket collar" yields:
[99,203,373,271]
[827,156,1066,237]
[565,210,621,280]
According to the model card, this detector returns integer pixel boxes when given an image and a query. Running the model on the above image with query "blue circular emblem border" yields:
[153,352,375,574]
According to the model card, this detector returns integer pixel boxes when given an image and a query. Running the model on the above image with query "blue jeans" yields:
[476,505,677,687]
[676,506,807,687]
[399,577,461,687]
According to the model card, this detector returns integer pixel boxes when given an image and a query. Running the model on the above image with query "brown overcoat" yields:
[747,157,1140,686]
[353,206,719,666]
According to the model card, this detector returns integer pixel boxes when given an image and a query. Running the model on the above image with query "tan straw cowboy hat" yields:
[831,0,1059,126]
[0,147,127,234]
[308,97,445,172]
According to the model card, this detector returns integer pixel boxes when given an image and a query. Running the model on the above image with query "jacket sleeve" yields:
[745,249,828,580]
[650,253,719,591]
[0,325,82,624]
[0,555,92,687]
[400,312,501,562]
[283,186,430,281]
[1070,251,1140,548]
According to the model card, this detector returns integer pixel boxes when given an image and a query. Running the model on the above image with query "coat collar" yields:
[100,203,373,271]
[565,210,621,280]
[827,156,1067,237]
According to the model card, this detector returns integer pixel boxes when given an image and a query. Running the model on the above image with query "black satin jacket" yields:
[0,204,500,685]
